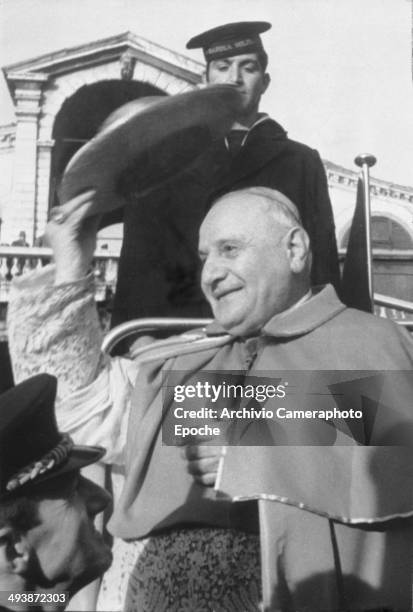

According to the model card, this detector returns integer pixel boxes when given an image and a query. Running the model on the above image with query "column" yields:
[36,139,54,240]
[7,72,48,244]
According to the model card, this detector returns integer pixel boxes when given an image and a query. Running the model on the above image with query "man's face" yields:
[27,474,112,595]
[199,193,297,336]
[206,53,269,121]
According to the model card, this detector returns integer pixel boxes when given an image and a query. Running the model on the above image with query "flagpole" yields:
[354,153,376,304]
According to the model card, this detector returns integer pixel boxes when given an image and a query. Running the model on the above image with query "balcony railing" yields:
[1,246,412,330]
[0,246,119,303]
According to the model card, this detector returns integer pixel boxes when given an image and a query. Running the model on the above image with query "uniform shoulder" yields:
[262,118,318,154]
[252,118,322,161]
[283,135,321,158]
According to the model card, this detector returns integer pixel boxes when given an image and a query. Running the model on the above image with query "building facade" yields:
[0,32,203,247]
[1,32,412,298]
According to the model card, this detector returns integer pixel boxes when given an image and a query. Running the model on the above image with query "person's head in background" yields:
[187,21,271,127]
[0,374,112,610]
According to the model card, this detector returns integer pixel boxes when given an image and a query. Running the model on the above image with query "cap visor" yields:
[0,445,106,500]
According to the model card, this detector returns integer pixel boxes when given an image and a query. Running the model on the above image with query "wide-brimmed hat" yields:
[59,85,241,217]
[0,374,105,500]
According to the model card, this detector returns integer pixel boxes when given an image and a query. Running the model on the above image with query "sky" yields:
[0,0,412,186]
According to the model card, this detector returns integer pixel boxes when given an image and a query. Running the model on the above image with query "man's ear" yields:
[262,73,271,94]
[285,227,311,273]
[0,526,30,574]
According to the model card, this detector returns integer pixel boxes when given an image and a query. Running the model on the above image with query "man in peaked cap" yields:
[0,374,112,610]
[111,20,340,328]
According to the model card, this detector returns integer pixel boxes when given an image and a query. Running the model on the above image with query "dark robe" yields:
[112,118,340,326]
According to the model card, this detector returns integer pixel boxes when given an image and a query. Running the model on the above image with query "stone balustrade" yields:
[0,246,119,303]
[1,246,412,333]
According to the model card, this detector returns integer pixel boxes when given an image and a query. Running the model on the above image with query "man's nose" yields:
[80,477,112,517]
[226,64,243,85]
[202,257,227,287]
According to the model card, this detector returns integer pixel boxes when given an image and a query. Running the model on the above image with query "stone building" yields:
[325,160,413,301]
[1,31,412,298]
[0,31,202,248]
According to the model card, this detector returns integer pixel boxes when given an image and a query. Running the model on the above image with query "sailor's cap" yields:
[186,21,271,62]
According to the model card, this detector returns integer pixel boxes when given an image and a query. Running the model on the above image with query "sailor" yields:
[112,20,340,326]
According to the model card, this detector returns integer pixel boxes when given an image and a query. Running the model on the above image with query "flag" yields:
[341,178,373,312]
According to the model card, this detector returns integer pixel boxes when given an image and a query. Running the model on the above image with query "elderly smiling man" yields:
[8,187,413,611]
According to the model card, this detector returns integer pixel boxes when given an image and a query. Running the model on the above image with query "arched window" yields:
[342,216,413,249]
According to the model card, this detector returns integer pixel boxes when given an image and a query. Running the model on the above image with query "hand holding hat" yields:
[46,189,101,284]
[48,85,240,283]
[58,84,242,217]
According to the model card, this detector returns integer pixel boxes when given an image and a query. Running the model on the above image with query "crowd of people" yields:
[1,19,413,612]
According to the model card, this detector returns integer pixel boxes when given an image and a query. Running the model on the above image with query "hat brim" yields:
[59,85,241,217]
[0,445,105,501]
[59,444,106,474]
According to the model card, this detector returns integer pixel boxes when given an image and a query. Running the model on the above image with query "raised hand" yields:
[45,190,101,285]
